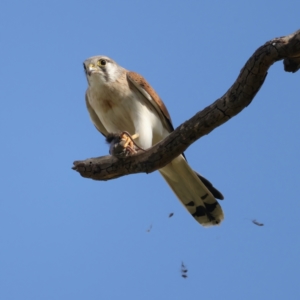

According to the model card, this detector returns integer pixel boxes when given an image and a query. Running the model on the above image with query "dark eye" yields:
[98,59,106,66]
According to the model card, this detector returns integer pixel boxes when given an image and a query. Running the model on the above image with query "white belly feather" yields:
[87,84,169,149]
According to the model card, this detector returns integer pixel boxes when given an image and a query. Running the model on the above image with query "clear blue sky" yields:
[1,1,300,299]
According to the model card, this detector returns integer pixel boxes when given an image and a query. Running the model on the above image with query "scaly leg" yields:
[120,132,140,154]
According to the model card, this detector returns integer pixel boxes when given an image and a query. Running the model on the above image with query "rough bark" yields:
[73,29,300,181]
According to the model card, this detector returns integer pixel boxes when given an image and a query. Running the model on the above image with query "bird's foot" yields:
[106,132,144,157]
[120,131,139,154]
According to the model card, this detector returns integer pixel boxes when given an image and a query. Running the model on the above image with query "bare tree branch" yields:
[72,29,300,181]
[284,56,300,73]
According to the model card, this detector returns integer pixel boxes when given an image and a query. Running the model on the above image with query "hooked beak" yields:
[83,63,98,76]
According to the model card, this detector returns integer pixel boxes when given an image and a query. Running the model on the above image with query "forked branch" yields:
[73,29,300,181]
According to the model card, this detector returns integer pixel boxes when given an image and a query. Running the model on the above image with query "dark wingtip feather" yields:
[195,172,224,200]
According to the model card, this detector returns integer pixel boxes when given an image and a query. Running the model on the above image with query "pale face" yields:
[83,56,124,86]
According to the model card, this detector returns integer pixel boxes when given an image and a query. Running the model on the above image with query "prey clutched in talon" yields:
[106,132,145,157]
[120,131,140,154]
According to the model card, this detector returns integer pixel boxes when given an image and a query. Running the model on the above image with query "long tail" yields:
[159,155,224,226]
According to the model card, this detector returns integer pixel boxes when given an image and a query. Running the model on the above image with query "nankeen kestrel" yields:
[83,56,224,226]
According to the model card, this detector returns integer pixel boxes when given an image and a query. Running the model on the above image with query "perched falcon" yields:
[83,56,224,226]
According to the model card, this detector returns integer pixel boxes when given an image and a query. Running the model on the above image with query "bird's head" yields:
[83,55,124,86]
